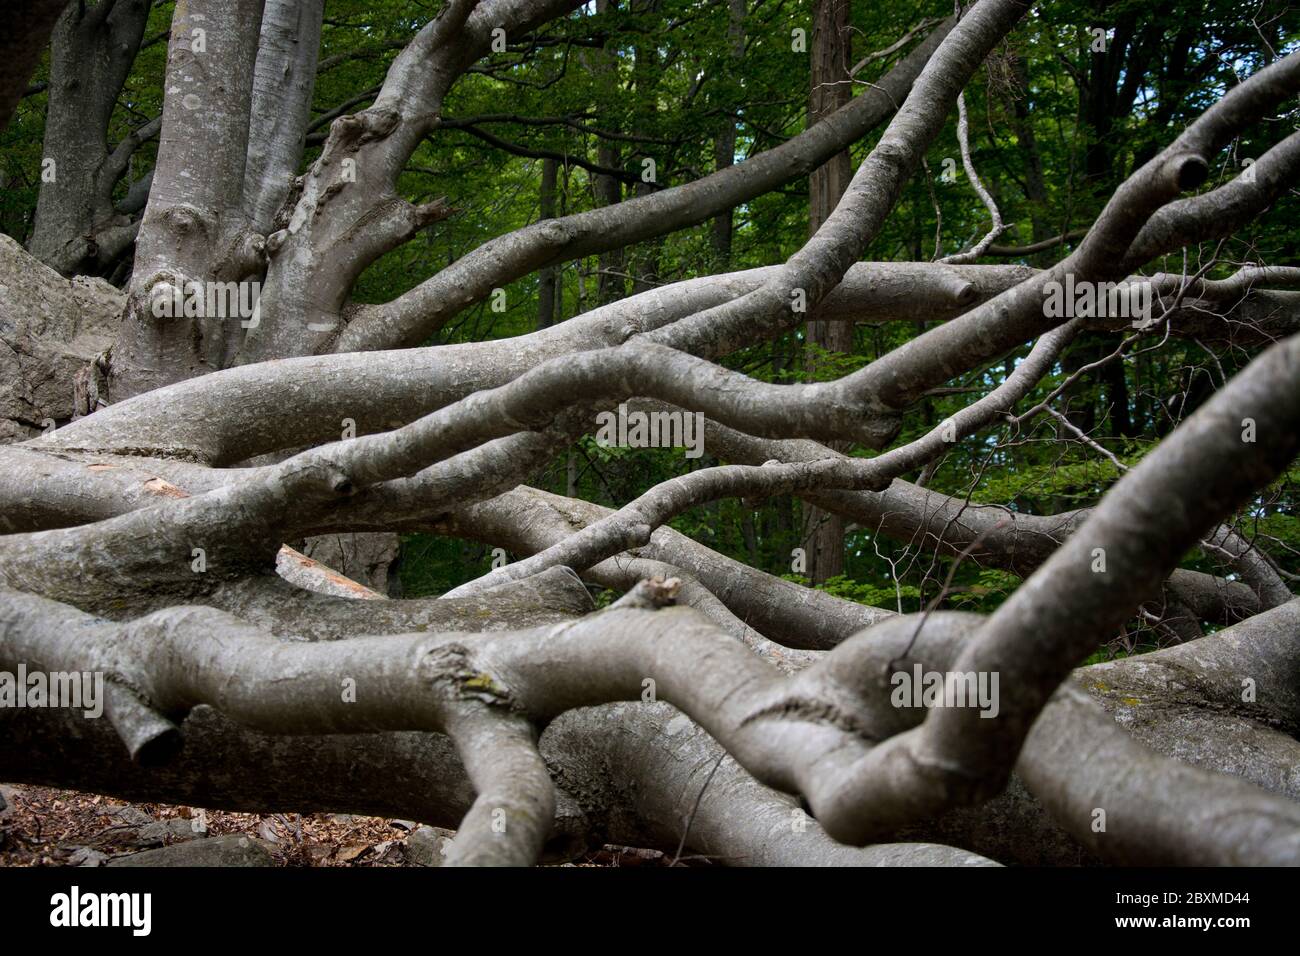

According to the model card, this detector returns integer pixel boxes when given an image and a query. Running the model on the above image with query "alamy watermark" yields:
[1042,274,1153,327]
[0,665,104,718]
[50,886,151,936]
[595,403,705,459]
[151,280,262,329]
[890,664,1000,718]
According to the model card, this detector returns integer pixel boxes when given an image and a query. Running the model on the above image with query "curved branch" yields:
[335,17,957,352]
[445,322,1078,596]
[813,330,1300,844]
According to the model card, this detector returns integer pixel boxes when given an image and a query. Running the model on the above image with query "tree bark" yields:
[26,0,152,276]
[536,158,558,328]
[802,0,853,583]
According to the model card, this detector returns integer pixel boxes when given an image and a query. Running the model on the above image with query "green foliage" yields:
[397,533,494,598]
[784,573,923,611]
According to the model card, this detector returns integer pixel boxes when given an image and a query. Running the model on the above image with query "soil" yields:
[0,783,684,867]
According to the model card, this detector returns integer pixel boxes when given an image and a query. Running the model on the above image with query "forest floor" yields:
[0,783,682,867]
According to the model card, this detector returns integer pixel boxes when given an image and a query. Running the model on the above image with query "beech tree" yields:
[1,0,1299,867]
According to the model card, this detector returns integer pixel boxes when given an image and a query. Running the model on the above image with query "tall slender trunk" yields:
[593,0,625,305]
[536,158,558,329]
[710,0,747,267]
[802,0,852,584]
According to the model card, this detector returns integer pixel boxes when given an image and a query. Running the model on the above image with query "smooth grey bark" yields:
[238,0,582,361]
[28,262,1029,465]
[1,312,1081,611]
[201,564,594,639]
[242,0,325,234]
[4,580,1298,866]
[0,581,998,864]
[109,0,269,400]
[29,259,1294,468]
[1076,598,1300,804]
[25,0,153,276]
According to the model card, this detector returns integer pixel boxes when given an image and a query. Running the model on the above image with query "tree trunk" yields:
[802,0,853,584]
[536,158,559,329]
[26,0,151,276]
